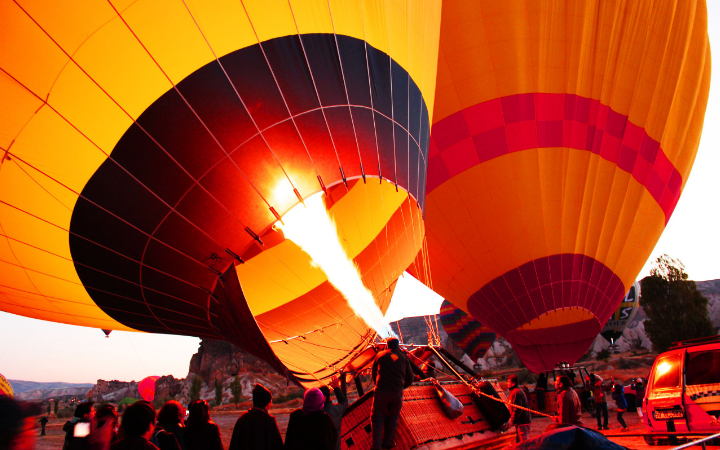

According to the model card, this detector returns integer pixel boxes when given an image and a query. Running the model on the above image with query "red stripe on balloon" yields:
[427,93,683,223]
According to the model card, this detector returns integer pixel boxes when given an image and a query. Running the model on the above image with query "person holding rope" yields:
[370,337,414,450]
[507,375,532,442]
[547,376,583,431]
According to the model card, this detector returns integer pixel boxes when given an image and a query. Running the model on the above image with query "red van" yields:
[643,335,720,444]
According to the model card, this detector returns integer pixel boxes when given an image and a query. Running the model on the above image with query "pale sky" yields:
[1,4,718,385]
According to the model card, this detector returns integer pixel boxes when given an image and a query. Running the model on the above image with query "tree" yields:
[230,376,243,409]
[47,402,51,414]
[640,255,714,353]
[54,399,58,414]
[214,378,223,407]
[190,375,203,403]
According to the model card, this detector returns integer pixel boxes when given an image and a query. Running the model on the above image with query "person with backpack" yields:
[151,401,185,450]
[62,401,94,450]
[611,378,629,431]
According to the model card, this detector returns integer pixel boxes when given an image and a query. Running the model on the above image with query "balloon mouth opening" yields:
[275,191,396,339]
[517,307,595,331]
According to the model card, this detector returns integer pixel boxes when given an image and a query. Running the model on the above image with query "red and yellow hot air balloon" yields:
[0,0,441,387]
[419,0,710,372]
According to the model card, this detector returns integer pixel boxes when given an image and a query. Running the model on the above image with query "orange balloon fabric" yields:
[422,0,710,372]
[0,0,441,387]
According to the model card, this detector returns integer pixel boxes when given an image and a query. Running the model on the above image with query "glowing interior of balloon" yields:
[276,192,395,339]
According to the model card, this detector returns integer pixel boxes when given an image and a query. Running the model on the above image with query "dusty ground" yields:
[33,406,720,449]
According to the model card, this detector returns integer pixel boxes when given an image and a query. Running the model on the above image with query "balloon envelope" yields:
[601,281,641,344]
[0,373,12,397]
[0,1,441,386]
[419,0,710,372]
[138,376,160,403]
[439,300,496,360]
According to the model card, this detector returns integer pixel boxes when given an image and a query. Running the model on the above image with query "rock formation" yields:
[188,339,276,384]
[92,380,140,402]
[697,279,720,333]
[183,339,298,404]
[15,386,92,401]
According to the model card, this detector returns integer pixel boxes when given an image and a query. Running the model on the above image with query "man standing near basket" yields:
[370,337,414,450]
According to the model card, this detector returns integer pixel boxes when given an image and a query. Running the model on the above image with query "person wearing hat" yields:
[285,387,336,450]
[228,384,283,450]
[370,337,414,450]
[507,375,532,442]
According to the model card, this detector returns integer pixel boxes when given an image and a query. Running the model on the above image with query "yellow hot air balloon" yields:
[0,0,441,386]
[418,0,710,372]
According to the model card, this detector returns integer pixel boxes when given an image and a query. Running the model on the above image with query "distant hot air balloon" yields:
[138,376,160,403]
[417,1,710,372]
[0,373,12,397]
[0,1,441,387]
[601,281,641,345]
[102,329,112,338]
[439,300,496,361]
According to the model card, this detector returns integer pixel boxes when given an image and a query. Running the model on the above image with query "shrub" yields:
[275,390,304,404]
[190,375,203,403]
[597,349,611,361]
[641,255,714,352]
[214,378,223,407]
[154,396,174,409]
[618,357,630,369]
[230,376,243,408]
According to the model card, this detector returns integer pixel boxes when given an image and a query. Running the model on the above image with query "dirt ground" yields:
[32,406,720,450]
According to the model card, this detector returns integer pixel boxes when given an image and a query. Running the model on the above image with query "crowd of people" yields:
[506,370,647,443]
[0,338,649,450]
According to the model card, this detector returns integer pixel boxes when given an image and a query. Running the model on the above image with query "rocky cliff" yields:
[697,279,720,332]
[188,339,276,384]
[183,339,298,404]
